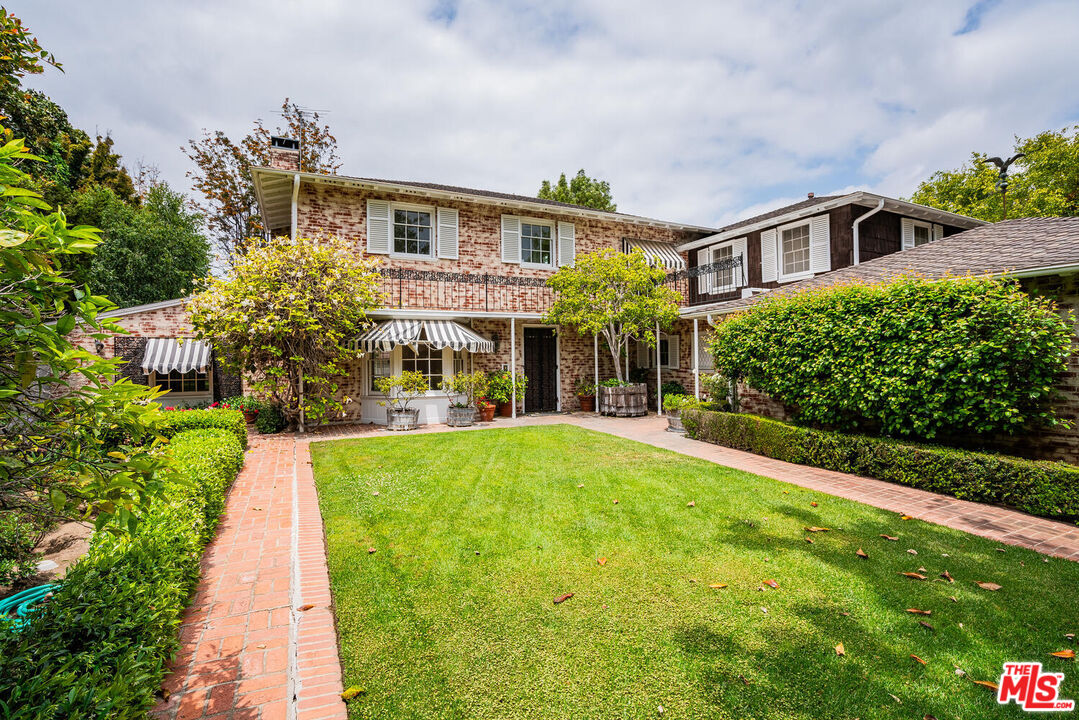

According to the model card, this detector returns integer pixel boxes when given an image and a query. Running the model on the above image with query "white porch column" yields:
[655,321,662,415]
[593,334,599,407]
[624,344,629,380]
[693,317,700,398]
[510,317,517,419]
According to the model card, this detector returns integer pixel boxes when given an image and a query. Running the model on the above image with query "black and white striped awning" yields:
[623,238,686,270]
[140,338,212,375]
[355,319,494,353]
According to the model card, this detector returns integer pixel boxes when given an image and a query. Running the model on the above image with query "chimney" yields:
[807,192,815,199]
[268,136,300,172]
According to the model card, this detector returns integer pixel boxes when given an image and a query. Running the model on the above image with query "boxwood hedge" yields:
[682,409,1079,522]
[0,427,245,719]
[159,408,248,448]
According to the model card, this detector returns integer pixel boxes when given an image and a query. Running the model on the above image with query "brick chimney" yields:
[268,136,300,171]
[807,192,815,199]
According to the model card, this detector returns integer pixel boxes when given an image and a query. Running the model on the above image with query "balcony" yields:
[377,255,743,315]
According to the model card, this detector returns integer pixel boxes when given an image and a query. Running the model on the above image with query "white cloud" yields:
[19,0,1079,228]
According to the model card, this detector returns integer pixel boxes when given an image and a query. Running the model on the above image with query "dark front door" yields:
[524,327,558,411]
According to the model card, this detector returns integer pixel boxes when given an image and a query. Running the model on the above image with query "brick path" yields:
[155,412,1079,719]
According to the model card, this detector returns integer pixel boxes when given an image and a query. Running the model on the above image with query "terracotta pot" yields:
[478,405,495,422]
[578,395,595,412]
[498,401,514,417]
[243,410,259,424]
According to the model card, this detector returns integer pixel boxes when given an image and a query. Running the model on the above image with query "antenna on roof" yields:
[271,105,331,172]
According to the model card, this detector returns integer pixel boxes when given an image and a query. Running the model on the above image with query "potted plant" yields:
[663,393,700,432]
[221,395,262,424]
[476,398,496,423]
[575,379,597,412]
[487,370,528,417]
[376,371,429,431]
[441,371,487,427]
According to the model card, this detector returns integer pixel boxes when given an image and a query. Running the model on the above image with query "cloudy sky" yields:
[19,0,1079,227]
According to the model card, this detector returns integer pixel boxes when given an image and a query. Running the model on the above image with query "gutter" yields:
[290,173,301,240]
[851,198,884,265]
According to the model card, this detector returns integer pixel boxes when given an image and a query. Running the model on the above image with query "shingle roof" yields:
[711,195,842,235]
[689,216,1079,315]
[360,177,622,215]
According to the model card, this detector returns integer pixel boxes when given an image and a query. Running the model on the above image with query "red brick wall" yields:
[69,303,193,361]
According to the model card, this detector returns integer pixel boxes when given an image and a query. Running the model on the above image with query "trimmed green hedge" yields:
[682,409,1079,522]
[0,428,244,719]
[160,408,248,448]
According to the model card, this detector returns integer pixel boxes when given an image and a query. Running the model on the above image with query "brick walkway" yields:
[155,412,1079,720]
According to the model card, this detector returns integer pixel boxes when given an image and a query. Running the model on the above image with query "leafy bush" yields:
[160,408,247,447]
[682,409,1079,521]
[660,381,686,398]
[600,378,632,388]
[219,395,263,413]
[255,403,286,434]
[662,393,700,414]
[709,276,1073,439]
[485,370,527,404]
[0,427,244,719]
[0,514,40,586]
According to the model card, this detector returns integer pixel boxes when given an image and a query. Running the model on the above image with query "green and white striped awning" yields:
[355,319,494,353]
[623,238,686,270]
[140,338,212,375]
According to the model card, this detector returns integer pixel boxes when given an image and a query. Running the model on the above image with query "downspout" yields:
[290,173,301,240]
[851,198,884,265]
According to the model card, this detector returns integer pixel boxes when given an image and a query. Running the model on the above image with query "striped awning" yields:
[623,238,686,270]
[355,319,494,353]
[140,338,212,375]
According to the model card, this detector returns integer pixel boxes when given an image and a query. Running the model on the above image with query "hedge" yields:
[682,409,1079,522]
[0,428,245,719]
[159,408,248,448]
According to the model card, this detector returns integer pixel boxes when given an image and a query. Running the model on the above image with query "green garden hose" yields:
[0,583,58,631]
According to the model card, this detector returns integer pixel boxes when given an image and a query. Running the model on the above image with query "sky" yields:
[18,0,1079,228]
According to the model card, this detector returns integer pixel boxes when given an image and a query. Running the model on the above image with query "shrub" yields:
[0,427,244,719]
[662,393,700,414]
[485,370,527,404]
[682,409,1079,521]
[255,403,286,434]
[660,381,686,398]
[709,275,1073,439]
[160,407,247,447]
[0,513,40,586]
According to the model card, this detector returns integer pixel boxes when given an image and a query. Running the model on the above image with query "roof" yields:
[250,166,718,235]
[685,216,1079,317]
[100,296,188,318]
[677,191,986,252]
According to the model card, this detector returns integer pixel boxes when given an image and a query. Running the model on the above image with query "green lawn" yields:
[312,425,1079,719]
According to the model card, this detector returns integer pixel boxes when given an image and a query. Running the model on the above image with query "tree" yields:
[538,169,617,212]
[909,126,1079,221]
[544,249,679,382]
[185,99,342,262]
[187,235,384,430]
[70,182,210,307]
[0,7,61,89]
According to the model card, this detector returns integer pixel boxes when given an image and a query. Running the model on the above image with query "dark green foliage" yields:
[710,276,1073,439]
[0,428,243,719]
[661,381,686,397]
[160,409,248,448]
[255,403,286,434]
[682,409,1079,521]
[0,513,39,586]
[537,169,616,212]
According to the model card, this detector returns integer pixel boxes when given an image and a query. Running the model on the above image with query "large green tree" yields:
[909,126,1079,221]
[544,249,679,382]
[538,169,617,212]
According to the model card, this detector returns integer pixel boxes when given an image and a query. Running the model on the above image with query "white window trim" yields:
[363,345,465,397]
[637,332,679,371]
[389,201,438,261]
[911,219,933,247]
[776,218,814,283]
[701,239,745,294]
[518,216,557,270]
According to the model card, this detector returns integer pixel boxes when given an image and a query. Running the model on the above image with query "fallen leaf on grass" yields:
[856,548,869,559]
[973,680,999,690]
[738,674,752,686]
[687,500,695,507]
[906,608,932,615]
[949,596,958,603]
[805,537,815,544]
[880,534,899,541]
[835,642,845,656]
[810,502,818,507]
[804,526,830,532]
[907,549,918,555]
[899,572,928,580]
[613,499,619,505]
[940,570,954,583]
[901,515,913,520]
[919,620,935,631]
[925,715,938,720]
[763,579,779,589]
[577,483,584,488]
[298,604,314,611]
[597,557,607,566]
[341,686,366,701]
[954,666,967,677]
[708,583,728,589]
[553,593,574,604]
[918,567,928,573]
[976,582,1002,591]
[1066,633,1076,642]
[367,547,376,554]
[761,607,768,614]
[911,654,927,665]
[889,693,902,704]
[1050,650,1076,659]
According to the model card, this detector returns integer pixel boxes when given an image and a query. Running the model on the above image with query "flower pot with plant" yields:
[486,370,528,416]
[376,371,430,431]
[442,371,487,427]
[476,398,496,422]
[575,379,597,412]
[222,395,263,424]
[662,393,699,432]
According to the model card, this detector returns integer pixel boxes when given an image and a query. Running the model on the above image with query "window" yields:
[393,207,433,257]
[153,370,209,394]
[781,222,811,277]
[697,336,714,371]
[452,350,467,376]
[369,350,391,392]
[520,222,553,266]
[401,344,442,390]
[711,245,734,288]
[913,222,931,246]
[638,333,679,370]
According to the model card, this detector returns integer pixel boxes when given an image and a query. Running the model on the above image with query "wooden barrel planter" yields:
[598,384,647,417]
[386,408,420,431]
[446,406,476,427]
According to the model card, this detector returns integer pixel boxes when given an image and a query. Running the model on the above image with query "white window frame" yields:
[700,239,746,294]
[518,217,556,270]
[364,346,467,397]
[777,219,813,283]
[389,201,437,261]
[638,332,679,370]
[911,219,933,247]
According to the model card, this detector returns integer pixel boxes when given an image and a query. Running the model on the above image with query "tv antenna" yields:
[272,105,331,172]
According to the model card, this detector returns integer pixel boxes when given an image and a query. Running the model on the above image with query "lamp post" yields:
[986,153,1025,221]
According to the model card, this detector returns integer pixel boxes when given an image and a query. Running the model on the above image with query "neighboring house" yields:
[687,216,1079,463]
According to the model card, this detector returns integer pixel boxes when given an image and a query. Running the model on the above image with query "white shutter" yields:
[809,214,831,274]
[666,333,680,370]
[761,228,778,283]
[501,215,521,264]
[932,223,943,243]
[697,248,713,294]
[557,221,575,267]
[731,236,748,287]
[436,207,458,259]
[366,200,391,254]
[901,217,915,250]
